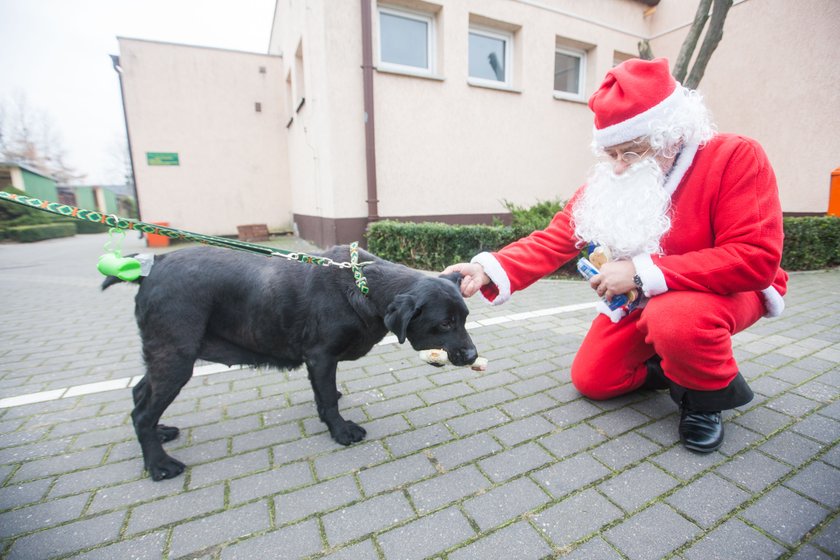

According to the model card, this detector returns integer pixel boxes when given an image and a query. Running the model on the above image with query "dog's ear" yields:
[384,294,419,344]
[438,271,463,286]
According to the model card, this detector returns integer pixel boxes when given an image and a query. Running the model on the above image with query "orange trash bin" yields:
[146,221,171,247]
[829,168,840,217]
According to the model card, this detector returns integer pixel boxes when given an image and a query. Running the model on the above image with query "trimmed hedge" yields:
[367,214,840,273]
[6,223,76,243]
[782,216,840,270]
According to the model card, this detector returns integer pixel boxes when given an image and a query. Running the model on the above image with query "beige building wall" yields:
[647,0,840,214]
[118,38,291,236]
[271,0,839,246]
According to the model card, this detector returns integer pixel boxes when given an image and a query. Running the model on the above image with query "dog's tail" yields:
[100,253,162,291]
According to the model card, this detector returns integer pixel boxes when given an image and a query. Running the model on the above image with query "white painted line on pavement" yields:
[0,301,597,409]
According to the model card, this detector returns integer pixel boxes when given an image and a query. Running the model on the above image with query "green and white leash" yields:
[0,191,372,295]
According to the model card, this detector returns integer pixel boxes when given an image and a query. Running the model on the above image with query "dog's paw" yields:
[331,420,367,446]
[156,424,180,443]
[148,455,186,481]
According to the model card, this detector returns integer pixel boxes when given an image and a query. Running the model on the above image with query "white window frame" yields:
[553,46,586,102]
[467,25,514,89]
[377,5,435,77]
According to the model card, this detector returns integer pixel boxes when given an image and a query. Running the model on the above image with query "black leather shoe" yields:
[679,409,723,453]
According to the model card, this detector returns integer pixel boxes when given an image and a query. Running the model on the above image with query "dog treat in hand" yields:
[470,357,489,371]
[419,349,449,365]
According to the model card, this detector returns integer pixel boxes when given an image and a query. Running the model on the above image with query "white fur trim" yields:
[761,286,785,317]
[632,253,668,296]
[593,86,687,148]
[596,301,626,323]
[663,141,699,196]
[471,252,511,305]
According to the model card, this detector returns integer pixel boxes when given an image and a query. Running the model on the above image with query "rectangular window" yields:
[554,47,585,101]
[378,6,434,74]
[468,26,512,87]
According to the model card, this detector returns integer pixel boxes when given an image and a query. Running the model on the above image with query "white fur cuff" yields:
[761,286,785,317]
[632,253,668,296]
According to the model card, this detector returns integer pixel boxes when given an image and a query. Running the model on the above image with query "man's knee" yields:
[571,363,623,400]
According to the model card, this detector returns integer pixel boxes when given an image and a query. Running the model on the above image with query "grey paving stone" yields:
[766,393,823,418]
[715,450,792,492]
[359,414,411,440]
[408,464,492,513]
[665,473,750,528]
[0,492,88,538]
[364,394,424,419]
[598,461,680,512]
[468,370,519,391]
[449,521,552,560]
[358,452,436,495]
[463,476,550,531]
[591,432,662,470]
[377,507,475,560]
[10,446,107,482]
[169,501,271,558]
[682,518,787,560]
[405,401,466,427]
[794,380,838,403]
[533,453,611,498]
[318,538,379,560]
[718,421,765,456]
[459,387,516,410]
[491,415,555,447]
[538,423,608,459]
[507,375,557,396]
[127,483,224,534]
[48,459,140,498]
[229,462,313,504]
[750,375,795,397]
[314,441,390,479]
[385,423,452,457]
[760,430,825,467]
[652,447,726,481]
[604,503,701,560]
[478,442,553,482]
[534,488,623,546]
[542,399,601,426]
[811,515,840,556]
[791,413,840,444]
[70,530,167,560]
[275,475,361,525]
[7,511,125,560]
[558,537,624,559]
[588,408,651,437]
[323,491,414,546]
[733,405,795,435]
[636,415,681,446]
[429,433,502,471]
[420,382,474,405]
[741,486,830,545]
[784,461,840,508]
[188,449,270,489]
[501,393,559,419]
[230,422,300,453]
[788,544,835,560]
[0,477,52,509]
[447,407,509,436]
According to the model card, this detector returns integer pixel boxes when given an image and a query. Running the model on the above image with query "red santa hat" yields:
[589,57,686,149]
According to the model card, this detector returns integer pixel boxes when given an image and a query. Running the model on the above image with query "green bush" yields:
[7,223,76,243]
[75,220,112,234]
[782,216,840,270]
[367,203,840,274]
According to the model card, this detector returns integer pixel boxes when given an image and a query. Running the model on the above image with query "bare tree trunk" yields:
[684,0,733,89]
[672,0,713,83]
[638,39,655,60]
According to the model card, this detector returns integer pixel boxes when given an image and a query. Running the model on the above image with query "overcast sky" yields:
[0,0,276,184]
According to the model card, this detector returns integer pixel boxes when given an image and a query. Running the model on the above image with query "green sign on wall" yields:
[146,152,180,166]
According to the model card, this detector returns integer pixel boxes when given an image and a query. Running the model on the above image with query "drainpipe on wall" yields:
[110,54,142,221]
[360,0,380,224]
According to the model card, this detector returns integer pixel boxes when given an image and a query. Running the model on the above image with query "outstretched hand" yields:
[442,262,490,298]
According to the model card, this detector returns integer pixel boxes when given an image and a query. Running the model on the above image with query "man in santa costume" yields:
[445,57,787,453]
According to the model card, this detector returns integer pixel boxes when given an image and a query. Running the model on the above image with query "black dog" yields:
[103,245,477,481]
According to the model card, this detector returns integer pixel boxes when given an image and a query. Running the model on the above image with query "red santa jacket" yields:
[474,134,788,317]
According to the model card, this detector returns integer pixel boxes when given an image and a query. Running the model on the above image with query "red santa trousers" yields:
[571,289,765,400]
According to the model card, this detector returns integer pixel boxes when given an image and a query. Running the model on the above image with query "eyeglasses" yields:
[603,145,652,165]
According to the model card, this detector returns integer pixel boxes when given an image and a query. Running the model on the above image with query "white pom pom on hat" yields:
[589,57,687,149]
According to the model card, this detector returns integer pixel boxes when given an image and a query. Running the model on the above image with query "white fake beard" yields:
[572,158,672,259]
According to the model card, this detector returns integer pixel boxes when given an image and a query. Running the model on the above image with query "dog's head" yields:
[384,272,478,366]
